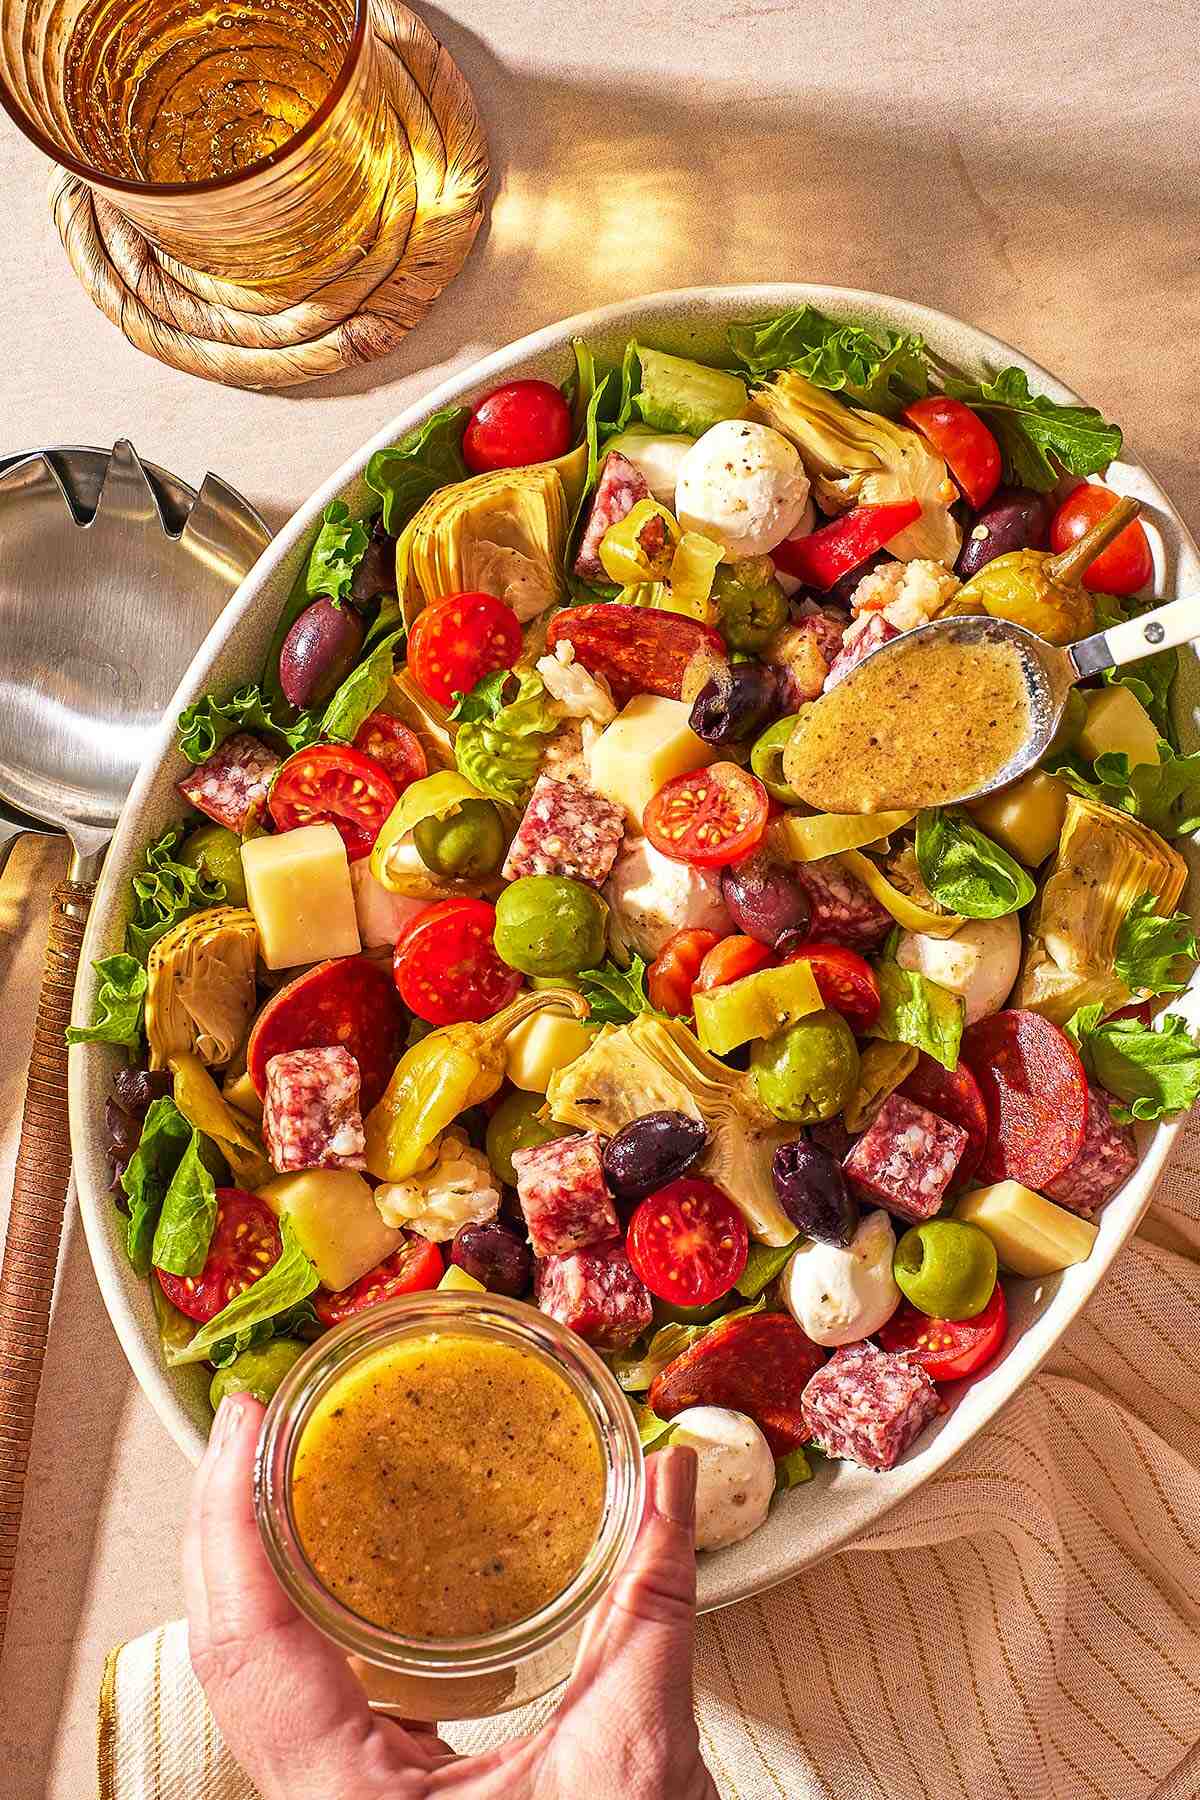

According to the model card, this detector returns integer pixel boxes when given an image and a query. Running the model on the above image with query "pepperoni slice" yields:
[247,957,405,1112]
[545,604,725,704]
[648,1310,827,1455]
[156,1189,281,1323]
[900,1050,990,1185]
[959,1009,1088,1188]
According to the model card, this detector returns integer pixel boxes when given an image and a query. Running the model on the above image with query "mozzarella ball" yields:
[782,1209,900,1347]
[603,835,731,960]
[350,858,429,947]
[675,420,811,561]
[666,1407,776,1550]
[895,913,1021,1025]
[613,432,696,504]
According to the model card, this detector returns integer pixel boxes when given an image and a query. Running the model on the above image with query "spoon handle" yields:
[1070,594,1200,680]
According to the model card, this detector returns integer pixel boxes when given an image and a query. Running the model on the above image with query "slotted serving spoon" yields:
[0,442,269,1652]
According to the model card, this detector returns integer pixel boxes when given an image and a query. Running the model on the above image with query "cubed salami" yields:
[801,1341,940,1470]
[513,1131,620,1257]
[262,1046,367,1174]
[501,774,625,887]
[536,1242,652,1350]
[1043,1082,1137,1217]
[763,620,831,708]
[178,732,280,834]
[573,452,650,581]
[794,856,893,951]
[844,1091,968,1223]
[823,613,901,690]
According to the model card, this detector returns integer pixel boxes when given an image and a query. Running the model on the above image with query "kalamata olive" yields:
[602,1111,708,1203]
[450,1220,533,1297]
[771,1137,859,1246]
[278,598,365,709]
[104,1097,141,1163]
[350,515,397,604]
[112,1066,171,1121]
[720,849,811,951]
[956,487,1053,580]
[688,664,780,747]
[818,551,894,610]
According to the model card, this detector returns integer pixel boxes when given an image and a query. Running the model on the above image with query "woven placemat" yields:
[45,0,488,390]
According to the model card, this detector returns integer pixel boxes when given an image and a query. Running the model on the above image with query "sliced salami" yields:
[960,1009,1088,1189]
[1043,1082,1137,1217]
[822,613,901,691]
[263,1045,367,1174]
[513,1132,621,1258]
[501,774,625,887]
[900,1052,989,1187]
[177,732,280,835]
[800,1341,940,1470]
[843,1091,968,1223]
[648,1311,827,1455]
[247,956,405,1113]
[536,1242,652,1350]
[794,856,893,952]
[573,452,650,581]
[546,605,726,706]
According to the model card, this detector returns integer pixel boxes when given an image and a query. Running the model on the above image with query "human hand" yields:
[185,1394,718,1800]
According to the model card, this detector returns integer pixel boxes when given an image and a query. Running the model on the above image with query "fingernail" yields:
[210,1394,245,1452]
[651,1446,697,1525]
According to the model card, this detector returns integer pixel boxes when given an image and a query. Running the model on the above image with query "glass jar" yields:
[255,1292,645,1722]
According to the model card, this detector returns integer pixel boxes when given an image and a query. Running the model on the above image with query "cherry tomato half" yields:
[694,934,774,993]
[268,743,398,861]
[644,763,769,869]
[877,1283,1008,1383]
[627,1177,749,1308]
[903,395,1002,510]
[783,941,881,1026]
[156,1189,281,1324]
[1049,484,1153,595]
[406,591,523,708]
[314,1235,445,1327]
[462,379,573,474]
[393,897,522,1025]
[352,712,427,793]
[646,928,723,1016]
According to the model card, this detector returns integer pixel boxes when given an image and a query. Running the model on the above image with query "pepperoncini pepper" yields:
[598,498,681,585]
[364,989,589,1181]
[955,495,1141,646]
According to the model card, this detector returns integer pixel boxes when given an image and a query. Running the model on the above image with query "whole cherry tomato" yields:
[644,763,769,869]
[393,897,522,1025]
[314,1235,444,1326]
[878,1283,1008,1382]
[462,380,573,473]
[902,396,1002,509]
[268,743,398,861]
[407,592,523,708]
[783,941,881,1026]
[352,713,427,792]
[156,1190,281,1323]
[1049,484,1153,595]
[694,934,774,993]
[646,928,723,1015]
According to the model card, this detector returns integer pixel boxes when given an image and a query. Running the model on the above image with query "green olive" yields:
[750,714,804,805]
[750,1008,859,1123]
[208,1337,307,1411]
[179,821,248,908]
[493,876,608,978]
[486,1089,569,1185]
[414,798,504,880]
[712,557,789,653]
[893,1220,998,1320]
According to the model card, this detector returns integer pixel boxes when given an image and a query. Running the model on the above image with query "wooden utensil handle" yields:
[0,878,94,1655]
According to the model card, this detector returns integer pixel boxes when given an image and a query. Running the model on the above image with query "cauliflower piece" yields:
[603,835,731,960]
[895,913,1022,1026]
[675,420,811,562]
[536,641,618,726]
[849,558,961,633]
[781,1210,900,1347]
[667,1407,776,1551]
[374,1129,501,1240]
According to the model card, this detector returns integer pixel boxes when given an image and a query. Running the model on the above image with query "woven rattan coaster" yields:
[45,0,488,390]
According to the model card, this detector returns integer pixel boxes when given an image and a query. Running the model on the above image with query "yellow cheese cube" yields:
[242,823,361,970]
[438,1263,486,1293]
[967,771,1068,868]
[506,1011,594,1092]
[589,695,715,828]
[1077,685,1160,769]
[954,1180,1097,1278]
[259,1169,402,1292]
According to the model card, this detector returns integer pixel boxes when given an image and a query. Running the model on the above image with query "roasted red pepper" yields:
[771,498,922,591]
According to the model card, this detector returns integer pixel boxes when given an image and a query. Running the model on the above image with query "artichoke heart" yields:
[747,370,960,565]
[145,906,258,1071]
[397,464,570,628]
[547,1014,796,1245]
[1013,793,1188,1024]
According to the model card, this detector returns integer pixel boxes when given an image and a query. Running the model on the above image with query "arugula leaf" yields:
[120,1096,194,1276]
[164,1216,320,1366]
[1049,740,1200,837]
[177,681,321,765]
[305,500,370,603]
[66,954,147,1049]
[576,956,657,1025]
[734,1237,799,1300]
[915,809,1036,919]
[943,368,1122,492]
[774,1447,813,1493]
[1065,1004,1200,1123]
[451,670,558,806]
[150,1129,226,1279]
[868,958,964,1071]
[365,405,471,535]
[127,825,226,962]
[207,1298,319,1368]
[1114,892,1198,997]
[728,304,929,415]
[319,626,406,744]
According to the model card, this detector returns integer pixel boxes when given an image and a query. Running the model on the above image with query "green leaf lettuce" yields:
[943,367,1122,492]
[728,304,929,416]
[1113,893,1198,998]
[1065,1004,1200,1123]
[66,954,148,1049]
